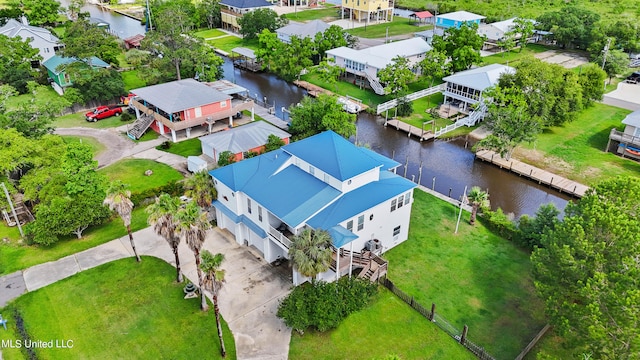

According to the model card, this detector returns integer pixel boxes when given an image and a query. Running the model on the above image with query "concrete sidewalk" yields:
[1,227,292,360]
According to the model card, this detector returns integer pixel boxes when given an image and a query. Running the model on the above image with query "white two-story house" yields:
[326,37,431,95]
[0,18,62,63]
[209,131,417,284]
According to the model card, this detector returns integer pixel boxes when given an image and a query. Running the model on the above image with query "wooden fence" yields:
[379,277,496,360]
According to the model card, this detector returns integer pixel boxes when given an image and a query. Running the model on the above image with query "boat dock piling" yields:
[475,150,589,198]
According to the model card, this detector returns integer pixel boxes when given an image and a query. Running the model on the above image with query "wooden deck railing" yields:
[609,128,640,148]
[131,99,254,132]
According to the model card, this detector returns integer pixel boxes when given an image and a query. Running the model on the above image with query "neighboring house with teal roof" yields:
[435,10,485,29]
[42,55,111,95]
[209,131,417,285]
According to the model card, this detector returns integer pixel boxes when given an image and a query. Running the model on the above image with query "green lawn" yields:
[383,190,547,359]
[60,135,106,158]
[481,44,553,66]
[346,18,427,38]
[289,287,475,360]
[394,0,638,20]
[54,111,133,129]
[0,257,236,360]
[514,103,640,185]
[284,6,340,22]
[98,159,184,193]
[132,129,159,142]
[0,208,148,276]
[300,72,391,107]
[158,138,202,157]
[194,28,228,39]
[4,87,61,111]
[206,36,260,53]
[122,69,147,91]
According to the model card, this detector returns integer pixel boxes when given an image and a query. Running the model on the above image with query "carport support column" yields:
[251,106,255,121]
[229,116,233,127]
[349,242,354,278]
[336,247,340,281]
[185,128,191,139]
[157,121,165,135]
[170,129,177,142]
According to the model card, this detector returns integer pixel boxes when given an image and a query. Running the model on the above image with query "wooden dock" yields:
[385,119,434,142]
[292,80,368,112]
[475,150,589,198]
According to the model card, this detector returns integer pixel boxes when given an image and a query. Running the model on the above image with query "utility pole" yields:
[1,182,23,237]
[601,37,612,70]
[146,0,153,31]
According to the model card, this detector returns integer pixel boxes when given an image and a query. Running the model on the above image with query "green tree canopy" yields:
[61,19,121,66]
[22,0,61,26]
[264,134,286,153]
[377,56,415,96]
[0,34,41,94]
[239,8,288,40]
[531,177,640,359]
[593,48,630,82]
[536,6,600,50]
[432,23,484,72]
[288,94,356,140]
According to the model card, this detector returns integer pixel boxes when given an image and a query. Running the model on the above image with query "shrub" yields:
[396,97,413,117]
[130,180,184,206]
[120,112,132,121]
[217,151,236,167]
[277,277,378,333]
[480,207,518,241]
[516,203,559,251]
[159,141,172,150]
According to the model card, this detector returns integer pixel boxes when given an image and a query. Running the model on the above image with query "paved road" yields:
[1,227,292,360]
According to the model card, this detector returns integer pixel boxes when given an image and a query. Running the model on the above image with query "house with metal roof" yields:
[608,110,640,159]
[129,79,255,142]
[442,64,514,113]
[435,11,485,29]
[477,18,517,42]
[0,18,61,62]
[414,27,445,44]
[209,131,417,284]
[42,55,110,95]
[276,20,330,43]
[220,0,274,33]
[326,37,431,95]
[199,121,291,162]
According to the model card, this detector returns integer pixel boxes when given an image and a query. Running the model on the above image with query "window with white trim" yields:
[220,100,227,107]
[390,199,397,212]
[247,198,252,214]
[357,215,364,231]
[393,225,401,236]
[347,220,353,232]
[397,195,404,208]
[258,206,263,222]
[404,192,411,205]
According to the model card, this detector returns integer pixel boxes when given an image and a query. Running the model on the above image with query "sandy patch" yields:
[533,50,588,69]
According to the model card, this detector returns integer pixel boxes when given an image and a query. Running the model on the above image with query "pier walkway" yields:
[475,150,589,197]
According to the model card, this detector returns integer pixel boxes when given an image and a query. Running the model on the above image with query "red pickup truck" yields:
[85,106,122,122]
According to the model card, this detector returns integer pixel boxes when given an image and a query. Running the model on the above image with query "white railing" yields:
[364,72,386,95]
[268,226,292,249]
[434,102,487,137]
[376,83,446,114]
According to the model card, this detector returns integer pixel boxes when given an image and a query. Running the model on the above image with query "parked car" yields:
[625,72,640,84]
[85,106,123,122]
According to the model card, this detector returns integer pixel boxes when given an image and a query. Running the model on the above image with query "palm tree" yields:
[104,181,140,262]
[201,250,226,358]
[467,186,490,225]
[146,194,183,282]
[176,201,211,311]
[184,171,217,210]
[288,228,332,283]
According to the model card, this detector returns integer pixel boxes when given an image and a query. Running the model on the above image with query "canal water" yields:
[71,5,570,217]
[58,0,146,39]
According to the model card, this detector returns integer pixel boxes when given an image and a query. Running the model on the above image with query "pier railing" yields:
[376,84,445,114]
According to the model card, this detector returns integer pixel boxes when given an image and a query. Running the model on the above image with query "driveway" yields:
[603,82,640,111]
[1,227,292,360]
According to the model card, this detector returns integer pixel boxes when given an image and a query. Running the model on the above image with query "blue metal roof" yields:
[328,225,358,248]
[212,200,266,238]
[307,171,417,230]
[210,150,341,228]
[359,147,401,171]
[282,131,383,181]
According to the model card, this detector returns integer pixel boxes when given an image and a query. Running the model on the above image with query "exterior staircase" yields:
[127,113,155,140]
[364,72,386,95]
[330,248,388,282]
[434,102,488,138]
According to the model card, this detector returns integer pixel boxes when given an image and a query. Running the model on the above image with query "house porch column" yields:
[170,129,177,142]
[185,128,191,138]
[251,106,255,121]
[229,116,233,127]
[336,247,340,281]
[134,106,140,119]
[157,121,165,135]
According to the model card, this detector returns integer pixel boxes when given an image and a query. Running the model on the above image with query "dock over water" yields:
[475,150,589,198]
[384,119,434,142]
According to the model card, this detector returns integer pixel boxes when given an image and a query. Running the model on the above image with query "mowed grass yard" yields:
[157,138,202,157]
[289,287,475,360]
[0,257,236,360]
[284,6,341,22]
[384,190,547,359]
[514,103,640,185]
[347,17,429,38]
[206,36,260,53]
[0,159,183,275]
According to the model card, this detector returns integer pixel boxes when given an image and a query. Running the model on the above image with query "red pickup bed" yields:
[85,106,122,122]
